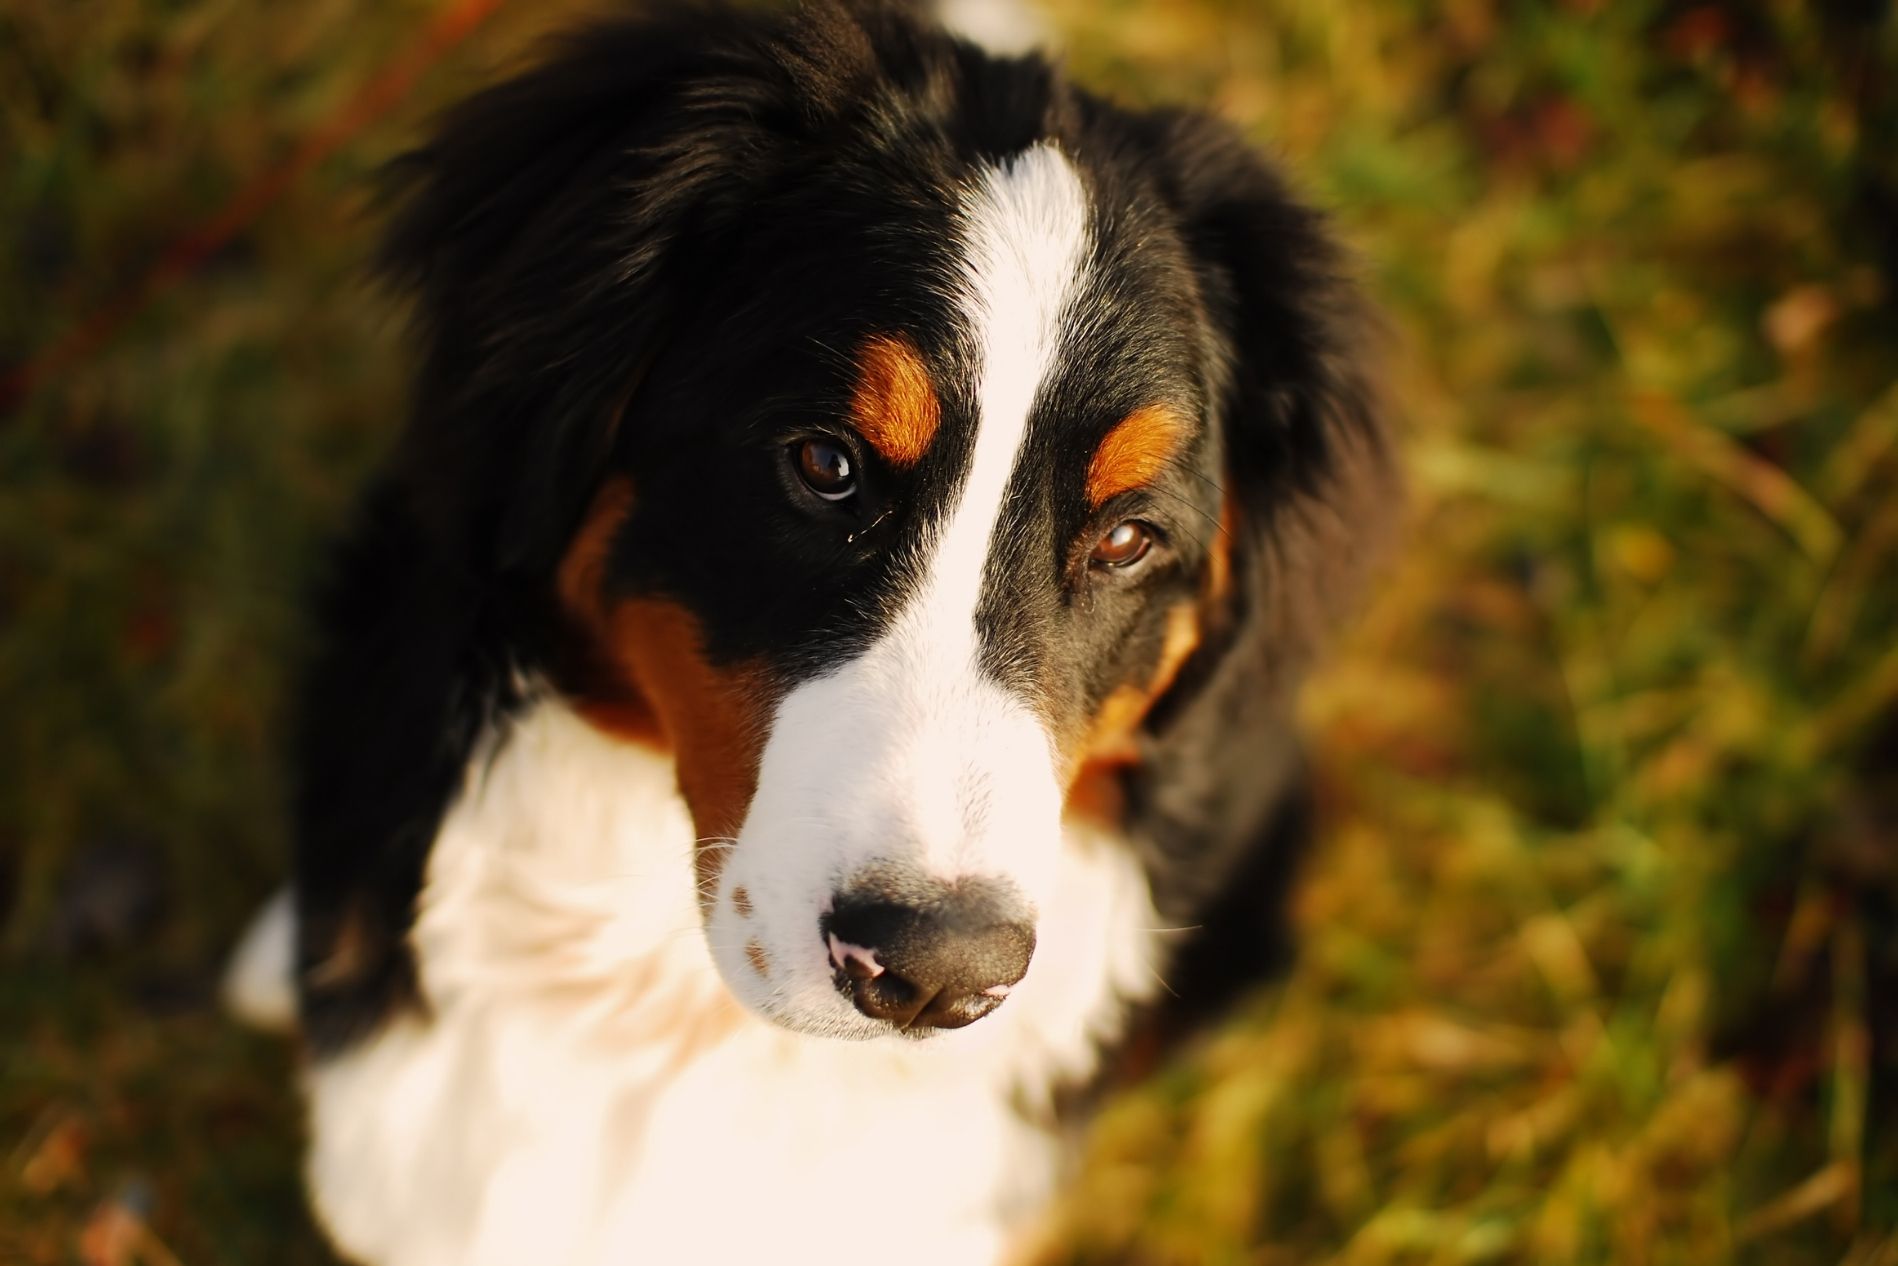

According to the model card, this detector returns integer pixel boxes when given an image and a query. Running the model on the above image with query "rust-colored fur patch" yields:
[1206,496,1236,608]
[605,599,767,892]
[557,478,770,894]
[556,479,663,744]
[731,886,752,917]
[1076,604,1201,770]
[745,940,770,978]
[1064,603,1204,822]
[1086,404,1190,507]
[848,334,940,468]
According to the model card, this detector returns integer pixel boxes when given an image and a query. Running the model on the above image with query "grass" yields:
[3,0,1896,1262]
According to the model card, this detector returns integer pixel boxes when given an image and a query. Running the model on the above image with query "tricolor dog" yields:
[226,2,1396,1261]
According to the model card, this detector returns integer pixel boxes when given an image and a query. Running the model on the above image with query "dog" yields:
[225,2,1395,1261]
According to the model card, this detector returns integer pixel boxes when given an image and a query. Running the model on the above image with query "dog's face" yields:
[381,2,1389,1042]
[555,144,1220,1037]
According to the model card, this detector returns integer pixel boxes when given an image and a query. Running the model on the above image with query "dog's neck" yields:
[413,694,734,1032]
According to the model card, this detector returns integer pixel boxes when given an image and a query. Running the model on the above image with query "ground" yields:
[2,0,1895,1262]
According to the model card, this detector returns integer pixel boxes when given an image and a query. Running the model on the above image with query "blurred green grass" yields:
[3,0,1895,1262]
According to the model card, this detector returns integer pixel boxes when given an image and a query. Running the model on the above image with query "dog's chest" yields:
[303,700,1160,1266]
[308,987,1049,1266]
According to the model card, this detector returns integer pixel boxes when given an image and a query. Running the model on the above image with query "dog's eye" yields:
[794,438,856,502]
[1091,520,1153,569]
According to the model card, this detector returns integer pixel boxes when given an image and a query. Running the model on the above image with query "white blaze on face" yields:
[706,144,1092,1037]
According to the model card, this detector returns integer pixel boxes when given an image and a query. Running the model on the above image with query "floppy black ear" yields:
[1120,108,1398,985]
[1148,109,1397,673]
[379,0,885,576]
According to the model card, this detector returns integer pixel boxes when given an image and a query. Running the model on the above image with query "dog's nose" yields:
[822,881,1034,1031]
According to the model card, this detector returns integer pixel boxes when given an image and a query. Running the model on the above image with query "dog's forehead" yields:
[837,143,1210,487]
[595,140,1217,693]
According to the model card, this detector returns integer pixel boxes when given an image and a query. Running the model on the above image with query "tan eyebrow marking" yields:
[848,333,941,468]
[1086,404,1190,507]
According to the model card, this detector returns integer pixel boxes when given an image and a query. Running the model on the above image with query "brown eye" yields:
[1091,520,1153,568]
[794,438,856,502]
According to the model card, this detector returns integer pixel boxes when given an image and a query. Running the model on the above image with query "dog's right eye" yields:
[1090,520,1155,569]
[792,438,857,503]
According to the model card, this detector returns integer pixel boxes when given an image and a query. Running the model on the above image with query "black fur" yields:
[293,0,1392,1076]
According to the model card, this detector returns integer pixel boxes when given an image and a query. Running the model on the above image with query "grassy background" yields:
[3,0,1895,1262]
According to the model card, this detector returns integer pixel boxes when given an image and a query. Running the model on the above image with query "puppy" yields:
[239,2,1395,1261]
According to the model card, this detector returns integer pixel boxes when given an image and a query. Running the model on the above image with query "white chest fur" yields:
[304,699,1161,1266]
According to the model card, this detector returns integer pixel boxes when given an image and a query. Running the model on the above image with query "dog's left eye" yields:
[1091,520,1154,568]
[793,438,857,502]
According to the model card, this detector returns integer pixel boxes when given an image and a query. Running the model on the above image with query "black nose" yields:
[822,877,1035,1031]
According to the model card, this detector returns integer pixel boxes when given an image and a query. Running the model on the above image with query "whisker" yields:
[1174,463,1229,505]
[1143,961,1181,1000]
[1140,484,1223,546]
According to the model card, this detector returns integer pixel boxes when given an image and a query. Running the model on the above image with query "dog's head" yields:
[381,0,1392,1040]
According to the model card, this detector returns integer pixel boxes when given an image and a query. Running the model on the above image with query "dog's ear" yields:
[378,2,883,576]
[1123,108,1399,914]
[1158,110,1397,681]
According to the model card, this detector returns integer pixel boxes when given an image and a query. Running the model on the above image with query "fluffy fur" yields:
[261,2,1396,1262]
[306,697,1158,1264]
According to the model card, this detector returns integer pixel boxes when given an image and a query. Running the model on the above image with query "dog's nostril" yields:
[826,932,885,981]
[821,880,1035,1032]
